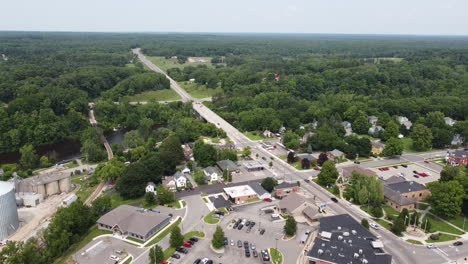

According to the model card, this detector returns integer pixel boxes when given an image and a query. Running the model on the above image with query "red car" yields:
[160,262,171,264]
[418,173,427,177]
[424,161,430,164]
[393,166,398,169]
[263,198,272,202]
[314,167,321,171]
[183,242,192,248]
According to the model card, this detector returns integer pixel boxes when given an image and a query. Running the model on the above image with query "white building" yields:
[223,185,258,204]
[173,172,187,188]
[203,167,220,182]
[181,167,191,175]
[368,116,378,125]
[444,117,457,126]
[146,182,157,194]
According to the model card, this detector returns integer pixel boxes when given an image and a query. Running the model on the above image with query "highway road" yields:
[135,49,461,264]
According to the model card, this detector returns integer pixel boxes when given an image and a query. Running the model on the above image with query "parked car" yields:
[237,240,242,248]
[250,222,256,227]
[237,224,244,230]
[260,229,266,235]
[331,197,338,203]
[200,258,210,264]
[176,247,188,253]
[193,259,201,264]
[413,170,418,174]
[314,167,320,171]
[251,243,256,250]
[354,161,361,164]
[224,237,228,245]
[189,237,199,242]
[214,211,225,216]
[230,239,235,246]
[244,241,249,248]
[160,262,171,264]
[183,242,192,248]
[369,223,380,230]
[424,160,430,163]
[245,249,251,257]
[402,164,408,168]
[205,261,213,264]
[454,241,463,246]
[110,255,120,261]
[261,250,270,261]
[304,179,310,183]
[186,240,195,245]
[245,221,251,227]
[172,254,180,259]
[413,175,419,178]
[253,250,258,257]
[263,198,273,202]
[246,226,252,233]
[427,244,437,249]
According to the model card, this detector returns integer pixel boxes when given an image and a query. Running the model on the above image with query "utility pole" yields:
[404,215,408,226]
[424,218,428,232]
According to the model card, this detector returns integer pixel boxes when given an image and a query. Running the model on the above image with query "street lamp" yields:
[404,215,408,226]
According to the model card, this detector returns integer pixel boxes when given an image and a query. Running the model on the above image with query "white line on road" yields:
[85,240,103,253]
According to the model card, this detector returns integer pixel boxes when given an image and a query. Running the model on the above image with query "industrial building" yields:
[0,181,19,240]
[11,172,72,197]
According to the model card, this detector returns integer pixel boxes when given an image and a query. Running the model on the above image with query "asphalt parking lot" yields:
[74,236,144,264]
[371,163,440,184]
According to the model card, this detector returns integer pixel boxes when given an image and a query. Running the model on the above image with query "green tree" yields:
[157,185,175,205]
[123,130,144,148]
[383,137,403,157]
[410,124,433,151]
[287,152,296,163]
[138,117,154,140]
[427,181,464,218]
[218,149,238,161]
[261,177,277,193]
[391,218,406,236]
[158,134,185,174]
[116,163,152,199]
[440,166,464,182]
[81,139,106,162]
[317,160,339,187]
[242,147,251,156]
[169,226,184,248]
[371,206,383,218]
[212,226,225,249]
[193,139,217,167]
[39,156,51,168]
[91,196,112,219]
[353,113,371,135]
[361,219,369,229]
[19,144,39,170]
[282,131,300,149]
[381,121,400,141]
[94,159,125,182]
[284,216,297,236]
[149,245,164,264]
[145,192,156,206]
[358,186,369,205]
[317,152,328,166]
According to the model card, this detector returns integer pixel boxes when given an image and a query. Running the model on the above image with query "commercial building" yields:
[10,172,71,197]
[307,214,392,264]
[243,160,266,172]
[278,192,316,218]
[273,182,300,198]
[248,182,271,200]
[97,205,172,241]
[448,150,468,166]
[383,177,430,212]
[341,165,377,179]
[217,160,239,173]
[0,181,19,240]
[223,185,257,204]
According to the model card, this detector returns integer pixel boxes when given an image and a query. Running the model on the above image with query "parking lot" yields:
[233,163,274,183]
[74,236,144,264]
[371,163,440,184]
[173,201,312,264]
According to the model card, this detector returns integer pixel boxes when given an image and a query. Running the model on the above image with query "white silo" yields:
[0,181,19,240]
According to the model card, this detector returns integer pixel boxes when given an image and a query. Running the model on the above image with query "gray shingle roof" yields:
[296,153,317,161]
[248,183,269,196]
[274,181,299,190]
[302,206,320,220]
[384,186,417,206]
[278,192,306,213]
[451,150,468,158]
[97,205,172,237]
[217,160,238,171]
[386,181,426,194]
[308,214,392,264]
[204,166,220,175]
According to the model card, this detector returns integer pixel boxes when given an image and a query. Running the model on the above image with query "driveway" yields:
[75,236,144,264]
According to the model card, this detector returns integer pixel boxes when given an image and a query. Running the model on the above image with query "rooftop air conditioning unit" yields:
[352,230,357,235]
[338,235,343,241]
[354,253,359,259]
[343,232,350,237]
[359,249,363,254]
[318,249,323,255]
[338,226,342,230]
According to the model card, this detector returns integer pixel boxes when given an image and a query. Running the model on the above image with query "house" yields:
[444,117,457,126]
[327,149,344,162]
[97,205,172,242]
[307,214,392,264]
[273,182,300,198]
[278,192,313,217]
[278,126,286,134]
[371,141,386,155]
[248,182,271,200]
[342,121,353,136]
[145,182,157,194]
[368,126,384,137]
[397,116,409,124]
[383,177,430,212]
[263,130,274,138]
[243,160,266,172]
[302,205,322,222]
[181,167,191,175]
[401,121,413,130]
[204,166,221,182]
[341,165,377,179]
[368,115,378,125]
[214,142,236,151]
[448,150,468,166]
[173,171,187,188]
[162,176,176,190]
[296,153,317,163]
[451,134,464,146]
[217,160,239,173]
[189,78,195,83]
[223,185,258,204]
[181,144,193,160]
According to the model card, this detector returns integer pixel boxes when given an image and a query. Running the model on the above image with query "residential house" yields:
[397,116,413,130]
[327,149,345,162]
[181,144,193,161]
[342,121,353,136]
[173,171,187,188]
[383,177,430,212]
[273,182,300,198]
[181,167,191,175]
[263,130,274,138]
[307,214,392,264]
[217,160,239,173]
[302,205,322,222]
[368,126,384,137]
[145,182,157,194]
[97,205,172,241]
[296,153,317,163]
[203,166,221,182]
[451,134,463,146]
[278,126,286,135]
[248,182,271,200]
[448,150,468,166]
[214,142,236,151]
[341,165,377,179]
[401,121,413,130]
[368,115,378,125]
[300,132,315,144]
[162,176,176,190]
[371,141,385,155]
[444,117,457,126]
[223,185,258,204]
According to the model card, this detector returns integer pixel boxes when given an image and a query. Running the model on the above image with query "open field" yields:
[123,89,181,102]
[72,175,97,201]
[425,233,460,243]
[148,56,214,72]
[244,131,265,141]
[423,214,465,235]
[179,82,221,98]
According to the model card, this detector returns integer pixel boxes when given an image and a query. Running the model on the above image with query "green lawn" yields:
[406,239,423,245]
[164,247,177,260]
[181,200,187,207]
[422,214,465,235]
[122,257,133,264]
[107,191,145,208]
[375,219,393,232]
[269,248,283,264]
[123,89,181,102]
[418,203,430,211]
[244,131,265,141]
[446,215,468,232]
[164,199,182,209]
[400,138,441,154]
[146,218,182,247]
[148,56,214,72]
[127,236,144,244]
[55,225,112,264]
[72,175,97,201]
[425,233,461,243]
[202,197,209,203]
[383,206,400,216]
[179,82,222,99]
[65,162,79,169]
[204,211,220,224]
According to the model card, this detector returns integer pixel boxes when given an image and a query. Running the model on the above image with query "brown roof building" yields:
[341,165,377,179]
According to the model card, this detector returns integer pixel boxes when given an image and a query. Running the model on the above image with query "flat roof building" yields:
[243,160,266,171]
[97,205,172,241]
[223,185,257,204]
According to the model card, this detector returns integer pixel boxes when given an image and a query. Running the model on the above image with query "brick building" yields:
[223,185,257,204]
[448,150,468,166]
[273,182,300,198]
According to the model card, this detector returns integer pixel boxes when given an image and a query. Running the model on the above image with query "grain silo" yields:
[0,181,19,240]
[58,177,71,193]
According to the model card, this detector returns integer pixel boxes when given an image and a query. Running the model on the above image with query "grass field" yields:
[148,56,213,72]
[55,225,112,264]
[425,233,460,243]
[269,248,283,264]
[122,257,133,264]
[146,218,182,247]
[406,239,423,245]
[422,214,465,235]
[164,199,182,209]
[244,131,265,141]
[383,206,400,216]
[123,89,181,102]
[65,162,79,169]
[400,138,441,153]
[446,215,468,232]
[204,211,220,224]
[179,82,222,99]
[107,191,145,208]
[375,219,393,232]
[72,175,97,201]
[418,203,430,211]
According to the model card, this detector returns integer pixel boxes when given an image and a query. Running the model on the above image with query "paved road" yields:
[135,49,461,264]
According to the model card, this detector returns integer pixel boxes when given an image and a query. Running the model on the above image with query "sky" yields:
[1,0,467,35]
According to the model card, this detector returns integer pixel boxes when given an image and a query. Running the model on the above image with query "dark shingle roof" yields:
[451,150,468,158]
[274,181,299,190]
[308,214,392,264]
[386,181,426,194]
[248,183,269,196]
[384,186,417,206]
[217,160,238,171]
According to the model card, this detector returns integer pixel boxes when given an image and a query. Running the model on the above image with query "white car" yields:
[427,244,437,249]
[369,223,380,230]
[230,239,235,246]
[201,258,210,264]
[110,255,120,261]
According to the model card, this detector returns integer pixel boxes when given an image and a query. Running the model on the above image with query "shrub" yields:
[430,233,440,241]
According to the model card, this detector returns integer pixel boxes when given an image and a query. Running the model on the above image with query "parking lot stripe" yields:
[85,240,103,253]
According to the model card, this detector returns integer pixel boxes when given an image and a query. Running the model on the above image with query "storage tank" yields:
[59,177,71,193]
[46,181,59,196]
[0,181,19,240]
